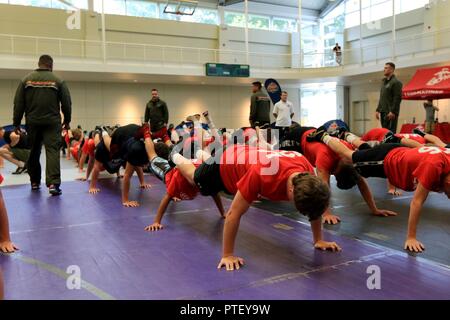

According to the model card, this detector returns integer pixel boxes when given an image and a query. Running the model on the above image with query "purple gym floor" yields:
[1,176,449,300]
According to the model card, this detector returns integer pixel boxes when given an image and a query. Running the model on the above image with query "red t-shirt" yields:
[395,133,426,144]
[71,141,81,161]
[243,128,257,143]
[361,128,390,142]
[0,174,3,185]
[220,145,315,203]
[165,162,200,200]
[384,146,450,192]
[82,138,95,157]
[301,129,354,173]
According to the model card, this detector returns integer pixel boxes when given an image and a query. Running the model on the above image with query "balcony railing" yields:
[0,26,449,70]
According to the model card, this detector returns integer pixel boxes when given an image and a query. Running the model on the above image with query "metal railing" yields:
[1,26,449,70]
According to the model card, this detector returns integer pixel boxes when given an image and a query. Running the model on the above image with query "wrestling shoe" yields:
[413,127,426,137]
[31,183,40,191]
[306,128,328,142]
[381,131,396,144]
[12,166,27,175]
[49,184,62,196]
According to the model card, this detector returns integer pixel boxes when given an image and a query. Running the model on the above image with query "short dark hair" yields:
[292,173,330,221]
[38,55,53,69]
[252,81,262,89]
[155,142,170,160]
[151,88,158,92]
[385,62,396,70]
[281,91,288,95]
[334,161,361,190]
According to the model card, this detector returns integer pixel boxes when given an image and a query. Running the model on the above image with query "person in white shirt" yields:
[273,91,294,138]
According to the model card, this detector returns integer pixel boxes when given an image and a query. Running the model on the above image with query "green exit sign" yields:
[205,63,250,77]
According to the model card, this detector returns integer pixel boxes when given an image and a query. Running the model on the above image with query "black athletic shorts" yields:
[279,126,315,152]
[110,124,140,158]
[95,141,122,174]
[95,140,110,164]
[193,156,228,196]
[352,143,403,178]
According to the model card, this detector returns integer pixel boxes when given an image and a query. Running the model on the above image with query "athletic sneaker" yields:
[306,128,327,142]
[413,127,426,137]
[381,131,396,144]
[12,166,27,175]
[31,183,40,191]
[49,184,62,196]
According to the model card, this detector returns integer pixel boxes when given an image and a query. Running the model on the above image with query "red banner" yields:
[402,66,450,100]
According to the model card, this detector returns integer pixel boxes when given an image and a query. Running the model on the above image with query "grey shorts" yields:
[150,157,172,183]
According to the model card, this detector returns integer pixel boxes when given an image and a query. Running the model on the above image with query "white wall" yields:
[0,78,300,130]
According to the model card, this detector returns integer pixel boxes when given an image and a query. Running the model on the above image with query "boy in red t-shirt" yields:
[308,129,450,253]
[281,125,397,225]
[164,126,341,271]
[141,134,225,231]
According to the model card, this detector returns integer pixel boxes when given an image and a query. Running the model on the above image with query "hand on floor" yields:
[388,188,402,196]
[123,201,139,207]
[145,223,164,232]
[217,256,245,271]
[139,184,152,189]
[89,188,100,194]
[314,240,341,252]
[404,238,425,253]
[322,214,341,225]
[0,241,19,253]
[373,209,398,217]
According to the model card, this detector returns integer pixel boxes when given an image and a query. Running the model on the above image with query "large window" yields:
[272,17,297,33]
[300,83,337,127]
[248,14,270,30]
[339,0,430,28]
[224,11,298,33]
[126,0,159,18]
[3,0,87,9]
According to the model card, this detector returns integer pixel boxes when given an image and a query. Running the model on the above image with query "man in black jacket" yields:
[376,62,403,133]
[13,55,72,195]
[144,88,171,146]
[249,81,271,128]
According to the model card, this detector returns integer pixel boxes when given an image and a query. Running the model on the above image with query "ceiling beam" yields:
[320,0,345,18]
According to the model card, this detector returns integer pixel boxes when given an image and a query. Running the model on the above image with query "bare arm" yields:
[85,156,95,180]
[88,161,101,193]
[357,177,397,217]
[212,194,225,218]
[0,191,18,253]
[310,216,341,251]
[218,191,250,271]
[317,168,340,225]
[145,193,172,231]
[404,183,429,252]
[78,152,88,171]
[122,162,139,207]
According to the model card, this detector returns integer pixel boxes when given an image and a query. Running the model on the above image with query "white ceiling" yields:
[219,0,337,11]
